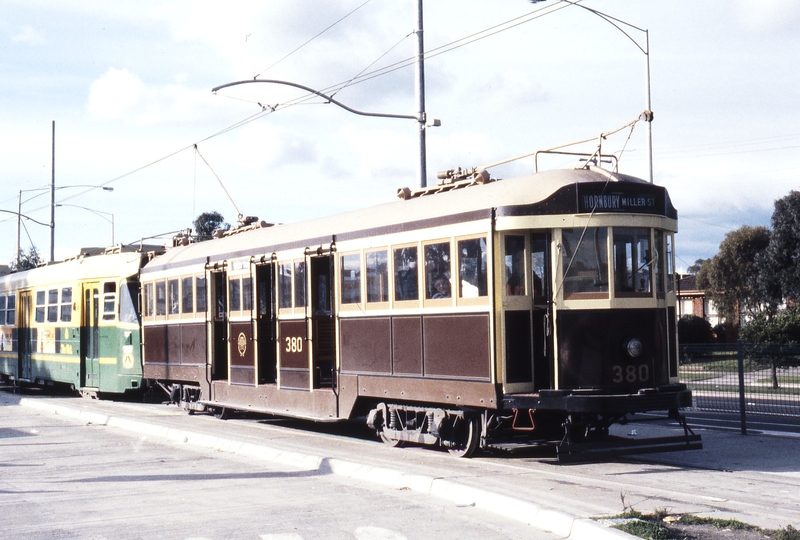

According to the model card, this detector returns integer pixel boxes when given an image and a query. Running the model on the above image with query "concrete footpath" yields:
[9,393,633,540]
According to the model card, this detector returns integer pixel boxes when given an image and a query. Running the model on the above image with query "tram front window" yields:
[561,228,608,299]
[613,228,652,294]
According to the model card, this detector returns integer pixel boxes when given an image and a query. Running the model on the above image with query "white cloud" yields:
[11,24,46,45]
[735,0,800,32]
[88,68,145,120]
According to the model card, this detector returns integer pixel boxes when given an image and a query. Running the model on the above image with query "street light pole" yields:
[50,120,55,262]
[56,204,115,246]
[416,0,428,188]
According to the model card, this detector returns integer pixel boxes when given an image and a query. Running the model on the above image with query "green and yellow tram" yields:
[0,248,152,396]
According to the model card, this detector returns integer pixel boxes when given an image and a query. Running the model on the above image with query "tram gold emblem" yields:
[237,332,247,357]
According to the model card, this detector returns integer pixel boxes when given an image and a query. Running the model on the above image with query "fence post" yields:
[737,339,747,435]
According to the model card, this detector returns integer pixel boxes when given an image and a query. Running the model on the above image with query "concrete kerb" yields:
[18,398,633,540]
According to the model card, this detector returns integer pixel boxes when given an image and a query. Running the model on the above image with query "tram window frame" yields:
[163,278,178,318]
[393,244,420,305]
[47,288,58,322]
[423,240,453,304]
[612,227,653,297]
[366,248,389,307]
[35,290,45,323]
[155,280,167,318]
[0,295,5,326]
[340,252,362,308]
[504,235,527,297]
[666,233,676,293]
[654,230,666,296]
[242,275,253,312]
[278,262,293,312]
[143,282,154,319]
[560,227,609,300]
[6,294,15,325]
[195,275,207,313]
[103,282,117,321]
[228,276,242,313]
[60,287,72,322]
[293,260,306,310]
[181,276,194,315]
[531,232,550,305]
[457,235,488,304]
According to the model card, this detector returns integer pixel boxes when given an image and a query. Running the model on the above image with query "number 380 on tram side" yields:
[140,161,701,461]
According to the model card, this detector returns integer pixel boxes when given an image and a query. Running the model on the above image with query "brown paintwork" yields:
[357,374,498,409]
[423,314,491,380]
[340,317,391,373]
[392,316,423,375]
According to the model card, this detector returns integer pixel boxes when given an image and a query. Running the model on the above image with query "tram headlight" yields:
[626,338,643,358]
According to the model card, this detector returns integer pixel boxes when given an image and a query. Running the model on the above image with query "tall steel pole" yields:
[15,191,21,267]
[645,29,653,184]
[49,120,55,262]
[415,0,427,188]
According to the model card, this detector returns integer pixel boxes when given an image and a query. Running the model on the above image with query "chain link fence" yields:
[679,342,800,419]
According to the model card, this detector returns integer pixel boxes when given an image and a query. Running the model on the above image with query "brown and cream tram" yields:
[140,162,700,460]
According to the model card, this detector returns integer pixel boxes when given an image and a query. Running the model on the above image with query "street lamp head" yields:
[102,187,114,191]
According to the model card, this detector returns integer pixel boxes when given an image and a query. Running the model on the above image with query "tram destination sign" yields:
[577,184,667,216]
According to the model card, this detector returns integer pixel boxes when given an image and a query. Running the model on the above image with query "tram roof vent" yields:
[397,167,494,200]
[218,216,275,238]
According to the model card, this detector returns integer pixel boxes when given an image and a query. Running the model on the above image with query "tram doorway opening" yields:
[210,270,228,381]
[310,255,334,389]
[256,263,276,384]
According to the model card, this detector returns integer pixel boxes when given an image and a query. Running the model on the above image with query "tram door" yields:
[309,255,334,389]
[210,270,228,381]
[502,232,552,393]
[256,263,277,384]
[17,292,32,380]
[81,283,101,388]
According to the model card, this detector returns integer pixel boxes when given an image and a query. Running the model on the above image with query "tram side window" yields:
[103,282,117,320]
[394,247,418,302]
[229,277,241,312]
[195,276,207,312]
[47,289,58,322]
[666,234,676,293]
[279,263,292,309]
[120,283,140,324]
[6,294,15,325]
[531,233,549,303]
[143,283,154,317]
[505,236,525,296]
[35,291,45,323]
[561,228,609,298]
[294,261,306,308]
[243,276,253,311]
[0,295,5,326]
[181,277,193,314]
[458,237,487,298]
[425,242,451,299]
[155,281,167,316]
[341,254,361,304]
[61,287,72,322]
[164,279,178,316]
[654,230,666,294]
[366,249,388,303]
[613,228,652,294]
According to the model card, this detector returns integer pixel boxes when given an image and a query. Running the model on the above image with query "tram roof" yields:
[143,167,671,274]
[0,251,146,291]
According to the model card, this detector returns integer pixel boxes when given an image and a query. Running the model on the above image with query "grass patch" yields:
[604,511,800,540]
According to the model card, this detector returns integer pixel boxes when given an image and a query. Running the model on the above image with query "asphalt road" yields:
[3,389,799,536]
[0,391,563,540]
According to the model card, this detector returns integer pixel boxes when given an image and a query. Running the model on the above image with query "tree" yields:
[677,315,713,344]
[696,226,776,326]
[193,211,229,240]
[686,258,708,275]
[11,246,42,271]
[740,307,800,388]
[762,190,800,303]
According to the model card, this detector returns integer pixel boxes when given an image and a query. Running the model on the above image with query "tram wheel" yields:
[446,416,480,458]
[213,407,229,420]
[378,428,404,448]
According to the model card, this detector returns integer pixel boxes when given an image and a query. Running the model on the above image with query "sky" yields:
[1,0,799,270]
